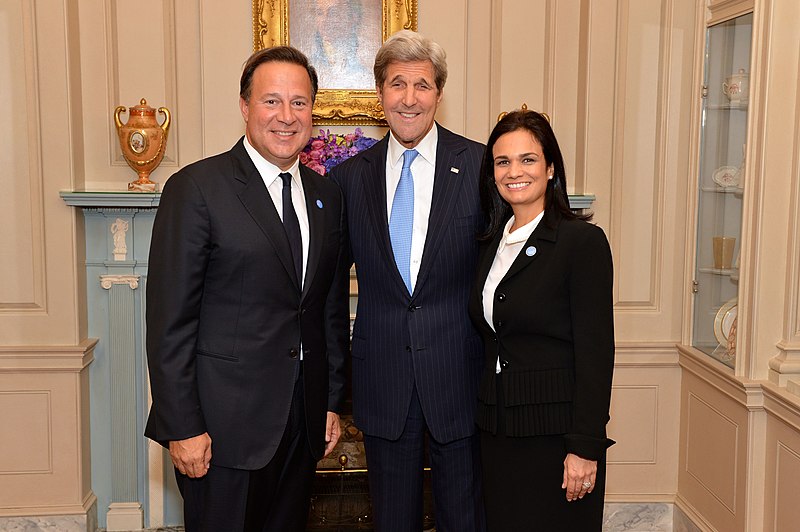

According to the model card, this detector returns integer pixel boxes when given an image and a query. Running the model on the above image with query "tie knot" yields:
[279,172,293,187]
[402,149,419,170]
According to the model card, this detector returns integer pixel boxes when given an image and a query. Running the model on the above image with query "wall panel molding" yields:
[0,340,95,519]
[763,387,800,531]
[606,342,681,497]
[0,390,52,474]
[685,392,740,512]
[780,42,800,347]
[462,0,493,141]
[0,0,46,313]
[0,340,97,371]
[773,442,800,528]
[610,0,666,310]
[107,0,178,170]
[609,385,659,464]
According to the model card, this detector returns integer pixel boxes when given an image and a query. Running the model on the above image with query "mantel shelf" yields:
[60,191,161,208]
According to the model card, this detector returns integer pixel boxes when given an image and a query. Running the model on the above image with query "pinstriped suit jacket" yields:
[329,124,485,443]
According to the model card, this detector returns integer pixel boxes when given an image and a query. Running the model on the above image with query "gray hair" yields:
[373,30,448,92]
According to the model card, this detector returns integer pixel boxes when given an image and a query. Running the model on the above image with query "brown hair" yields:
[240,46,319,102]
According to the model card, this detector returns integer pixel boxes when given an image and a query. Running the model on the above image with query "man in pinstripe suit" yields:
[329,31,486,532]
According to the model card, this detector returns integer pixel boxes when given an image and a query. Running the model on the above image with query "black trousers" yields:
[175,375,317,532]
[363,385,486,532]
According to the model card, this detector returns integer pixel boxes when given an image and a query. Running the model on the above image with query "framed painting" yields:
[253,0,418,125]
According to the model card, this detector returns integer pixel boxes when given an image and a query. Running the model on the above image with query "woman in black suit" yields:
[469,110,615,530]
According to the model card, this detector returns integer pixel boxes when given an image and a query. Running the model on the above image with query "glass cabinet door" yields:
[691,12,752,367]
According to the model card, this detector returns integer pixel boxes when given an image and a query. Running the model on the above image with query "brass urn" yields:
[114,98,171,191]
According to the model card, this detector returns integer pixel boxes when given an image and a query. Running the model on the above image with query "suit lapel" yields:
[502,215,559,283]
[232,139,301,291]
[413,126,467,296]
[301,166,323,300]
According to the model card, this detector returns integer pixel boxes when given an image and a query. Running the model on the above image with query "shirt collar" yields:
[243,135,301,186]
[501,210,545,248]
[387,123,438,169]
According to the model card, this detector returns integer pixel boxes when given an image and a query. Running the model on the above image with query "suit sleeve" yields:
[564,224,615,460]
[324,184,352,413]
[145,171,210,444]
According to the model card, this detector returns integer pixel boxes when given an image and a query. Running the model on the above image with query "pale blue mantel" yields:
[61,191,181,529]
[60,190,161,208]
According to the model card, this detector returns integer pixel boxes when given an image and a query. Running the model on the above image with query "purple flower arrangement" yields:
[300,128,379,175]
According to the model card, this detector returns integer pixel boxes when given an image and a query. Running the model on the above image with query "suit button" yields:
[497,320,503,327]
[408,305,421,312]
[405,346,411,352]
[497,293,506,302]
[289,348,299,359]
[492,337,497,343]
[501,359,510,369]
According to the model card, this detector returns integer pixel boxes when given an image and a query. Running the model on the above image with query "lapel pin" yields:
[450,167,460,173]
[525,246,537,257]
[316,199,323,209]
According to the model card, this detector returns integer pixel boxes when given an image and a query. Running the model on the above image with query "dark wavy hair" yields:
[478,110,591,241]
[239,46,319,103]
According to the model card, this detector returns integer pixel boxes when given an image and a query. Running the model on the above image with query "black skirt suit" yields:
[468,212,615,531]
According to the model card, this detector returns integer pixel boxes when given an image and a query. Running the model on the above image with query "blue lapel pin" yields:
[526,246,537,257]
[316,199,323,209]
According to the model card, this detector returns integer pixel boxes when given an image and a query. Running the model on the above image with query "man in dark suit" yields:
[329,30,485,532]
[144,46,350,531]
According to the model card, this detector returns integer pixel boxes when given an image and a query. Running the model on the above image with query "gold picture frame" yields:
[253,0,417,125]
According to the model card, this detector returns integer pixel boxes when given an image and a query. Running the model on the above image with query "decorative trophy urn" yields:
[114,98,171,191]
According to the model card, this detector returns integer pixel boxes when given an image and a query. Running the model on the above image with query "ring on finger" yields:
[582,481,592,489]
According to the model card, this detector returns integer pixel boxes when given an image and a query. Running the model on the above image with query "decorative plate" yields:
[712,166,740,188]
[726,316,738,358]
[714,298,738,345]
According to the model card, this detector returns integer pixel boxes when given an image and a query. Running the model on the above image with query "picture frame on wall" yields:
[252,0,418,125]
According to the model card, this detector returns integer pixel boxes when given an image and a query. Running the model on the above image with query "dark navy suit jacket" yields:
[145,138,350,469]
[329,124,485,443]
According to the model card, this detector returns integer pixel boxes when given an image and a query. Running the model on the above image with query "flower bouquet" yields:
[300,128,379,175]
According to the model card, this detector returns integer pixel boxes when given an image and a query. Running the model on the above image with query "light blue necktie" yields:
[389,149,419,294]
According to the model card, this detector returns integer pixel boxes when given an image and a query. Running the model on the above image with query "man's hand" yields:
[169,432,212,478]
[323,412,341,457]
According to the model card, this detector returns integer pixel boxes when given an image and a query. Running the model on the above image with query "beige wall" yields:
[3,0,800,528]
[0,0,94,522]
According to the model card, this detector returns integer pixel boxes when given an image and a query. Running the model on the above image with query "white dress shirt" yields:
[482,212,544,372]
[385,126,438,292]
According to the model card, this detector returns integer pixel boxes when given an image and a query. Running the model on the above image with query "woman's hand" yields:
[562,453,597,501]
